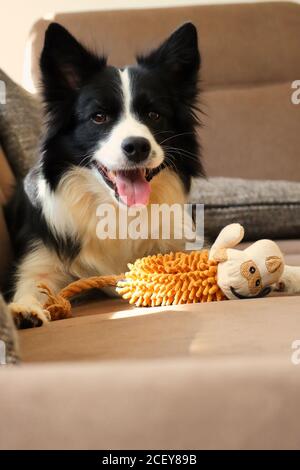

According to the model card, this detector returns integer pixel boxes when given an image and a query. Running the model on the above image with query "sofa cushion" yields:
[0,69,42,178]
[26,2,300,91]
[13,294,300,449]
[19,294,300,363]
[201,82,300,182]
[0,294,19,365]
[1,356,300,449]
[190,177,300,241]
[0,146,15,204]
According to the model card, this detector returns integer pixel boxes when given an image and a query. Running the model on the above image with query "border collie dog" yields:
[7,22,203,328]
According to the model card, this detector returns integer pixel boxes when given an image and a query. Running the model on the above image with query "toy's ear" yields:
[212,248,228,263]
[266,256,283,273]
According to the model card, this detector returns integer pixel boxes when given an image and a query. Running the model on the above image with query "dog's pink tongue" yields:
[115,170,151,206]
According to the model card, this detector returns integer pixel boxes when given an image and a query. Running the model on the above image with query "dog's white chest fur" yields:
[39,166,186,279]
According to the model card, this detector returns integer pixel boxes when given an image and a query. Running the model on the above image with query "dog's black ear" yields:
[40,23,106,99]
[137,23,200,80]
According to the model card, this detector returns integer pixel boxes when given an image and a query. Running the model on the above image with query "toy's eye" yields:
[92,113,109,124]
[249,266,256,274]
[256,279,261,287]
[148,111,161,121]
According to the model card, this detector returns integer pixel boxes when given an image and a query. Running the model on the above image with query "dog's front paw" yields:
[9,302,51,329]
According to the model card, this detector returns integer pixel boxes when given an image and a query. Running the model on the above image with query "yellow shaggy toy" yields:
[39,224,285,320]
[116,250,225,306]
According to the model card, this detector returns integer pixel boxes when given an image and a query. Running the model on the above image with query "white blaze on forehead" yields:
[93,67,164,171]
[119,68,132,116]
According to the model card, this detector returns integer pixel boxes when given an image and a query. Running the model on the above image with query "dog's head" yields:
[40,22,203,206]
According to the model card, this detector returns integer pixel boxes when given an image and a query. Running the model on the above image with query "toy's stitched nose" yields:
[122,137,151,163]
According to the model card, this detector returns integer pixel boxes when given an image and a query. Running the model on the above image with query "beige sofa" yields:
[1,2,300,449]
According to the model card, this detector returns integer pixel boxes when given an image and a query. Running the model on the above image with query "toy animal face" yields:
[217,257,268,300]
[216,251,284,300]
[229,257,282,299]
[210,224,285,301]
[240,260,262,295]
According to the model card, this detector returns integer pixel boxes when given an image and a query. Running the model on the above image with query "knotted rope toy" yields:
[39,224,285,320]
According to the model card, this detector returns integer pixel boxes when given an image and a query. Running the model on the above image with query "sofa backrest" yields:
[25,2,300,181]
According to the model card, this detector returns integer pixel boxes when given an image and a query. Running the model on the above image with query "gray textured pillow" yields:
[0,295,19,364]
[190,177,300,241]
[0,69,42,178]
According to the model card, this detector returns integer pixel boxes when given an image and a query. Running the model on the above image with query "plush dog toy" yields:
[208,223,284,299]
[39,223,285,319]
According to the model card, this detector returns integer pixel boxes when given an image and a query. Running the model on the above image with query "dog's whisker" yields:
[162,145,200,161]
[162,144,199,156]
[163,153,178,173]
[160,132,194,145]
[152,130,174,137]
[78,154,93,168]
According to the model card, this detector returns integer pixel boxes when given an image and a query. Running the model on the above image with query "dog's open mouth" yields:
[94,163,156,207]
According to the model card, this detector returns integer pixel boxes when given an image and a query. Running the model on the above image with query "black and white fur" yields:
[6,22,203,328]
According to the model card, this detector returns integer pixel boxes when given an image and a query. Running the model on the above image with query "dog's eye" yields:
[256,279,261,287]
[249,266,256,274]
[148,111,160,121]
[92,113,108,124]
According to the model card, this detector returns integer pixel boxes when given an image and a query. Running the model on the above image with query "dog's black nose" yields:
[122,137,151,162]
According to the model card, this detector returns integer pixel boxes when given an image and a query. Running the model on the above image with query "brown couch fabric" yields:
[28,2,300,89]
[201,82,300,180]
[19,295,300,363]
[1,357,300,449]
[10,295,300,449]
[27,2,300,181]
[0,146,15,204]
[5,295,300,449]
[0,147,14,287]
